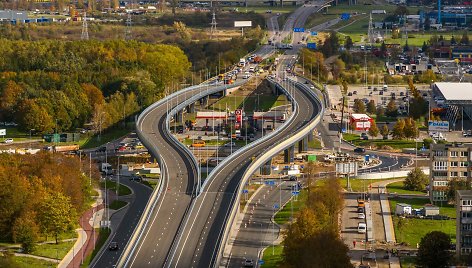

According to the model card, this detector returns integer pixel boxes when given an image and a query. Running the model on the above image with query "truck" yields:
[253,56,263,63]
[100,163,113,175]
[238,58,246,67]
[44,144,80,153]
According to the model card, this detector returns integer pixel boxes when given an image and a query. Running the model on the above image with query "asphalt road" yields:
[92,177,152,268]
[166,62,322,267]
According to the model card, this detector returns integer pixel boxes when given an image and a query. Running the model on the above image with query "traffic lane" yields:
[177,83,320,267]
[228,182,295,268]
[129,103,196,267]
[341,192,367,247]
[92,176,152,268]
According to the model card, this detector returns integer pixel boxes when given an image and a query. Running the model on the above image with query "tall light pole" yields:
[116,156,120,198]
[29,129,35,150]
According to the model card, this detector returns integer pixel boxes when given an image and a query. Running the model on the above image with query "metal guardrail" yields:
[215,78,325,267]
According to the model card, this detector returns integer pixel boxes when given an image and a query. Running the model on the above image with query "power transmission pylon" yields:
[124,11,132,40]
[81,12,89,40]
[367,12,374,46]
[210,11,217,39]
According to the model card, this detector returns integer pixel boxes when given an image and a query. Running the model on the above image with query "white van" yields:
[357,223,367,234]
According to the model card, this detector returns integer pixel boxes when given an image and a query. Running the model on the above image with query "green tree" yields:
[404,117,419,139]
[404,167,428,191]
[12,212,40,253]
[417,231,452,268]
[341,80,348,95]
[367,100,376,114]
[37,192,76,244]
[376,106,385,117]
[392,119,405,139]
[368,121,379,138]
[345,36,353,50]
[353,99,366,113]
[386,99,398,117]
[446,178,471,202]
[380,124,389,139]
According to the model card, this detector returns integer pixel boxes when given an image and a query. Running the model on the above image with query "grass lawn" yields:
[209,94,288,113]
[11,256,57,268]
[80,127,131,149]
[352,138,419,150]
[308,138,322,149]
[80,228,110,268]
[340,178,398,192]
[342,133,359,142]
[101,179,132,196]
[386,181,427,196]
[0,127,42,141]
[274,189,307,225]
[389,197,456,247]
[239,184,262,210]
[33,240,76,260]
[237,6,297,13]
[109,200,128,210]
[261,244,284,268]
[142,179,159,189]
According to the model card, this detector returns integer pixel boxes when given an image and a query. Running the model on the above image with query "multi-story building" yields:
[456,190,472,256]
[430,143,472,202]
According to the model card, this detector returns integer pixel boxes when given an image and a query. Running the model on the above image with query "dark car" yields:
[96,146,106,152]
[109,242,119,250]
[379,91,384,95]
[289,175,297,181]
[357,207,365,213]
[354,147,366,153]
[130,174,142,182]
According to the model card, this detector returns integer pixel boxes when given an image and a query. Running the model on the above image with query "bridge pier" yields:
[298,137,309,153]
[187,103,195,113]
[260,159,272,175]
[199,96,209,106]
[284,146,294,163]
[176,110,184,123]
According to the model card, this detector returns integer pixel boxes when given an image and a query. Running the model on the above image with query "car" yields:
[354,147,365,153]
[358,223,367,234]
[289,175,297,181]
[360,133,368,140]
[373,87,378,91]
[3,138,13,143]
[353,90,357,95]
[310,85,315,90]
[130,174,142,182]
[463,130,472,137]
[358,212,365,219]
[379,91,384,95]
[109,242,119,250]
[96,146,106,152]
[224,142,236,147]
[243,259,254,267]
[348,92,352,96]
[357,207,365,213]
[115,145,126,152]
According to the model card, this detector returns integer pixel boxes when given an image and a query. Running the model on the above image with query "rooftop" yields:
[350,114,371,120]
[457,190,472,199]
[434,82,472,101]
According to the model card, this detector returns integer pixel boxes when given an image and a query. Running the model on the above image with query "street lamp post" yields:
[29,129,35,150]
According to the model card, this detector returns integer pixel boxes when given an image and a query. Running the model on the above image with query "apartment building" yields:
[456,190,472,256]
[430,143,472,202]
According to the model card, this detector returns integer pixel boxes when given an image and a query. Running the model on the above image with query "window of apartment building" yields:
[461,162,469,167]
[464,236,472,245]
[463,212,472,218]
[463,200,472,206]
[433,181,448,186]
[462,248,472,254]
[433,150,447,157]
[462,151,469,157]
[434,161,448,170]
[462,223,472,230]
[463,172,469,177]
[433,171,448,177]
[451,151,459,157]
[451,171,459,177]
[451,162,459,167]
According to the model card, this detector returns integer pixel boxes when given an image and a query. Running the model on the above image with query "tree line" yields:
[0,39,190,133]
[0,153,96,252]
[282,176,352,267]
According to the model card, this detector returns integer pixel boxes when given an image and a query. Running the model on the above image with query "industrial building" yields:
[430,143,472,202]
[431,82,472,130]
[456,190,472,256]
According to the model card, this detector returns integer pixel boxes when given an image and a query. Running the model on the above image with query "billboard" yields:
[428,120,449,132]
[356,121,371,129]
[234,21,252,27]
[336,162,358,176]
[0,129,5,136]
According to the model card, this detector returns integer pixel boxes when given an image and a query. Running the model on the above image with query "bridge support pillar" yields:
[298,137,309,153]
[199,96,209,106]
[187,103,195,113]
[176,110,184,123]
[284,146,294,163]
[260,159,272,175]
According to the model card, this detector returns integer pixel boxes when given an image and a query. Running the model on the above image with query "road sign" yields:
[0,129,5,136]
[293,27,305,32]
[340,13,351,20]
[292,191,300,195]
[341,127,346,133]
[273,203,279,209]
[242,189,249,194]
[311,31,318,36]
[265,180,275,186]
[258,260,265,265]
[307,43,317,49]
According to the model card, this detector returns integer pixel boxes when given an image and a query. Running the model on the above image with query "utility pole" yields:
[124,10,132,40]
[210,11,217,39]
[81,12,89,40]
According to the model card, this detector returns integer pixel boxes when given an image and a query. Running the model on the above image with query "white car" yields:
[3,138,13,144]
[357,212,365,219]
[358,223,367,234]
[224,142,236,147]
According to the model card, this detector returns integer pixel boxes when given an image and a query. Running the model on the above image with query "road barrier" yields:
[215,78,325,267]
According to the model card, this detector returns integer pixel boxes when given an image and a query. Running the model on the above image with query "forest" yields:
[0,39,190,133]
[0,153,96,251]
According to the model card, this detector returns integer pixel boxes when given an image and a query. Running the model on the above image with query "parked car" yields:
[354,147,366,153]
[360,133,368,140]
[3,138,13,143]
[358,223,367,233]
[357,207,365,213]
[109,242,119,250]
[358,212,366,219]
